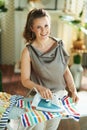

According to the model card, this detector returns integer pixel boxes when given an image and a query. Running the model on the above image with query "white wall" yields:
[1,0,15,64]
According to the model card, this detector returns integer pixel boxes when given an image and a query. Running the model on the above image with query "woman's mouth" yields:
[40,33,48,37]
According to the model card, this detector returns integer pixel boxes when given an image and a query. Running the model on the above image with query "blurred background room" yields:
[0,0,87,130]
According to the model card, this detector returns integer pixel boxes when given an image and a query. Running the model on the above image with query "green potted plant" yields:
[72,10,86,50]
[0,0,7,12]
[72,27,85,50]
[0,0,5,8]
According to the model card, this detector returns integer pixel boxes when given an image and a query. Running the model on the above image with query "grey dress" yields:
[26,37,69,93]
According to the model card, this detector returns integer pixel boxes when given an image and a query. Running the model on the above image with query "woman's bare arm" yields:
[64,67,76,93]
[64,66,79,102]
[21,47,35,89]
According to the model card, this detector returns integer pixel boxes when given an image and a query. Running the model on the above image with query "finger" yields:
[48,90,52,99]
[75,97,79,103]
[72,98,75,103]
[41,92,46,99]
[73,96,79,103]
[45,89,52,99]
[72,96,75,103]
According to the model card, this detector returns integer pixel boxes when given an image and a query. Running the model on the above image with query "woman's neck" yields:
[32,37,57,53]
[33,37,50,48]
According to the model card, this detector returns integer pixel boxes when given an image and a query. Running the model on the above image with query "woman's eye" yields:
[37,26,41,29]
[45,24,48,27]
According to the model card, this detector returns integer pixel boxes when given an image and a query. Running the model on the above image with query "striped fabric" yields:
[20,110,60,128]
[16,96,80,128]
[61,96,80,121]
[0,95,23,129]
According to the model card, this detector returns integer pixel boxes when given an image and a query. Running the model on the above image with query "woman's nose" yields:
[41,27,45,32]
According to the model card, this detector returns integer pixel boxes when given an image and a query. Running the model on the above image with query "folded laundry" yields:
[0,94,23,129]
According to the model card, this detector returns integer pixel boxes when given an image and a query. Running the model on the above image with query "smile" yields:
[40,33,48,36]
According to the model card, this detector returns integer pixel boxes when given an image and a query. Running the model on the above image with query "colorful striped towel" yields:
[61,96,80,121]
[16,96,80,128]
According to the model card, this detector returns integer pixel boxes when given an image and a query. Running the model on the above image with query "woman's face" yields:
[31,16,51,40]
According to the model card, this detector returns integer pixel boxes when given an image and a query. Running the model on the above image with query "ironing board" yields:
[5,95,80,130]
[1,90,87,130]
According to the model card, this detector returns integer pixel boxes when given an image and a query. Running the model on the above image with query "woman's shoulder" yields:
[22,46,30,57]
[26,42,31,47]
[51,37,64,45]
[51,36,61,42]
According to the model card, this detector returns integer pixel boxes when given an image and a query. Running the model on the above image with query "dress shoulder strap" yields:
[52,37,64,46]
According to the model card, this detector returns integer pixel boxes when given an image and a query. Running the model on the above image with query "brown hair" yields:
[23,8,50,43]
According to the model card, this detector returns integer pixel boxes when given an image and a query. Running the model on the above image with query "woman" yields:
[21,8,79,130]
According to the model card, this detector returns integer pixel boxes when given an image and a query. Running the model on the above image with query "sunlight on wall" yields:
[1,0,15,64]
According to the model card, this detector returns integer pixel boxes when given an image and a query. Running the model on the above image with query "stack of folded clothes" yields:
[0,92,11,129]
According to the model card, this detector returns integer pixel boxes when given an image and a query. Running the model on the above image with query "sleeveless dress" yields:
[26,38,69,93]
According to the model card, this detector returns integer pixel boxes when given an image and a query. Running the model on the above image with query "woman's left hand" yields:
[72,91,79,103]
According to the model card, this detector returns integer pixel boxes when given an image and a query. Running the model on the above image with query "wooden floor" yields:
[58,117,87,130]
[3,84,87,130]
[4,118,87,130]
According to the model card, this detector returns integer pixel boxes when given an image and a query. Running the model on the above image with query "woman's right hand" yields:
[36,86,52,99]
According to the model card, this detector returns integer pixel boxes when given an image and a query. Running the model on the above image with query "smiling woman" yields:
[20,8,79,130]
